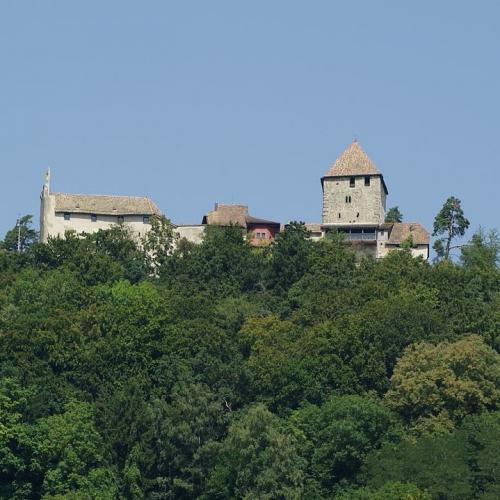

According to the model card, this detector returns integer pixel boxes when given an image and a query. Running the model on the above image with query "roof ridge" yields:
[393,221,427,228]
[52,192,153,200]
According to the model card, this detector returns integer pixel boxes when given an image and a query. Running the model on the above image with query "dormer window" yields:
[350,177,355,187]
[91,214,97,222]
[117,216,124,224]
[64,212,71,221]
[143,215,150,224]
[365,176,370,186]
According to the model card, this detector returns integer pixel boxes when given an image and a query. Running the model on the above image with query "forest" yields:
[0,206,499,499]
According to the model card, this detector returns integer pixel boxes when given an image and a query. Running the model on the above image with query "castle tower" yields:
[321,141,388,226]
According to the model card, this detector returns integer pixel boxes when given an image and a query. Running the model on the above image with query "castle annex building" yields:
[39,141,430,259]
[39,173,161,243]
[318,141,429,259]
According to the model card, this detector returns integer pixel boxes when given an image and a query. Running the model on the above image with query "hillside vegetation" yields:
[0,221,499,499]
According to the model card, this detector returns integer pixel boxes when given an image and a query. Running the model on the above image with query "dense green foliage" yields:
[0,215,38,252]
[384,207,403,223]
[0,218,498,499]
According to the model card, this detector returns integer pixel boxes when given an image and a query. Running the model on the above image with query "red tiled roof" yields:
[387,222,429,245]
[323,141,381,178]
[203,204,279,228]
[203,204,248,226]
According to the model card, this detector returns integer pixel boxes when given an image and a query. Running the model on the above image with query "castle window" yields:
[64,212,70,221]
[143,215,150,224]
[356,212,359,218]
[350,177,355,187]
[345,196,352,203]
[91,214,97,222]
[365,176,370,186]
[338,213,341,219]
[117,216,124,224]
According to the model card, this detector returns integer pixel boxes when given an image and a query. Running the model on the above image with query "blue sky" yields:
[1,1,498,253]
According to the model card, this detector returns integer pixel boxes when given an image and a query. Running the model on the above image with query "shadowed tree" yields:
[385,206,403,223]
[267,222,314,293]
[205,404,305,499]
[364,432,472,500]
[288,395,397,493]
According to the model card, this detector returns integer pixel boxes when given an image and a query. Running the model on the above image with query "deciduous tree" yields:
[385,335,500,433]
[288,395,397,493]
[460,228,500,272]
[205,404,305,499]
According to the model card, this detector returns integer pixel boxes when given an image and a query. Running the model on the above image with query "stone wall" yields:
[176,225,206,244]
[377,243,429,260]
[322,175,386,225]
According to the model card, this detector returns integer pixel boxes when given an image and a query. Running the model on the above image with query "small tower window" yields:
[143,215,150,224]
[117,216,124,224]
[64,212,71,221]
[345,195,352,203]
[350,177,355,187]
[338,213,341,219]
[365,176,370,186]
[91,214,97,222]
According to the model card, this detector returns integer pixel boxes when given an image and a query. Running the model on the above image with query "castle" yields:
[40,141,429,259]
[317,141,429,259]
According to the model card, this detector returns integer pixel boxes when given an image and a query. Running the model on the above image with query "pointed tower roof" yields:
[323,141,381,178]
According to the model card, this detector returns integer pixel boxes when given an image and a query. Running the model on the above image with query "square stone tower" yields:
[321,141,388,226]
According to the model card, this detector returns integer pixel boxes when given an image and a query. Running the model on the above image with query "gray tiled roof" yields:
[246,215,280,226]
[53,192,162,216]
